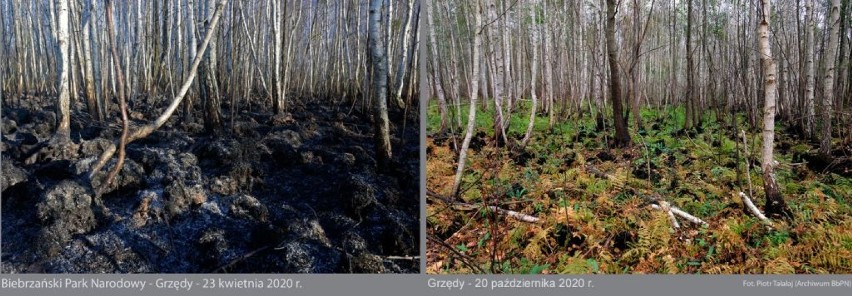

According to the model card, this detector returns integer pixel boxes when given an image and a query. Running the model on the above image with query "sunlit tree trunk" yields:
[54,0,71,142]
[80,0,99,121]
[369,0,392,169]
[272,0,284,114]
[185,0,198,122]
[393,0,416,107]
[543,0,555,129]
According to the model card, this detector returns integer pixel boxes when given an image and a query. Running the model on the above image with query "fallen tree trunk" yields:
[739,192,773,227]
[586,165,707,227]
[427,189,541,224]
[89,0,229,181]
[656,200,681,228]
[650,204,708,226]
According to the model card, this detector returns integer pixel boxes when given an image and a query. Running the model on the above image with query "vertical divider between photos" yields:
[419,0,430,275]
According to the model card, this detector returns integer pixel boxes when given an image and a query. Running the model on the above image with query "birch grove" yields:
[1,0,420,129]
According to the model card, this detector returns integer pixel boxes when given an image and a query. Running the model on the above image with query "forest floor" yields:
[426,103,851,274]
[1,95,419,273]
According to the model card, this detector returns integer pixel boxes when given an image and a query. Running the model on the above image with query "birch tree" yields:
[80,0,99,121]
[91,0,229,179]
[427,0,448,133]
[451,0,482,197]
[393,0,417,107]
[520,2,539,148]
[272,0,284,114]
[201,0,223,134]
[820,0,841,158]
[369,0,392,168]
[756,0,791,219]
[803,0,815,138]
[53,0,71,143]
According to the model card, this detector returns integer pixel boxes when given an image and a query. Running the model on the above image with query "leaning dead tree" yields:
[90,0,229,187]
[98,0,130,197]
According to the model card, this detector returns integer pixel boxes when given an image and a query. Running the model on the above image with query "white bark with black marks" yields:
[451,0,482,197]
[369,0,392,169]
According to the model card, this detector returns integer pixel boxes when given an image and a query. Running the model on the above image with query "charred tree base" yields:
[763,171,793,221]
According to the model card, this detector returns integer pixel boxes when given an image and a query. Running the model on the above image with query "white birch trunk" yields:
[451,0,482,197]
[55,0,71,141]
[804,0,815,137]
[820,0,840,157]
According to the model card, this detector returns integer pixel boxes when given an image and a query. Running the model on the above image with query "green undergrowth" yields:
[427,103,852,274]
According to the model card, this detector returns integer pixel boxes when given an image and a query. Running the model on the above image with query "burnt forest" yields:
[1,0,420,273]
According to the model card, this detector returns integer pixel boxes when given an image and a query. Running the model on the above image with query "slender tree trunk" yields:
[452,0,482,197]
[820,0,841,158]
[427,0,448,133]
[521,1,538,148]
[201,0,222,134]
[757,0,791,219]
[393,0,416,107]
[91,0,229,178]
[684,0,695,130]
[80,0,98,121]
[272,0,284,114]
[544,0,555,129]
[606,0,631,146]
[804,0,815,138]
[369,0,392,169]
[630,0,642,129]
[100,0,130,196]
[485,0,507,145]
[185,0,198,122]
[837,0,849,104]
[54,0,71,142]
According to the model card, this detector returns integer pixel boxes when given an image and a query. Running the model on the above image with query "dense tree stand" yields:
[1,0,420,274]
[426,0,851,274]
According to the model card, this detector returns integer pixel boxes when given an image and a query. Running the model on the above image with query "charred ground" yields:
[2,95,419,273]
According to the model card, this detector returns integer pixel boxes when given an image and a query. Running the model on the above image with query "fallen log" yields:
[739,192,774,227]
[427,189,541,224]
[650,204,708,226]
[586,165,707,227]
[656,200,681,228]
